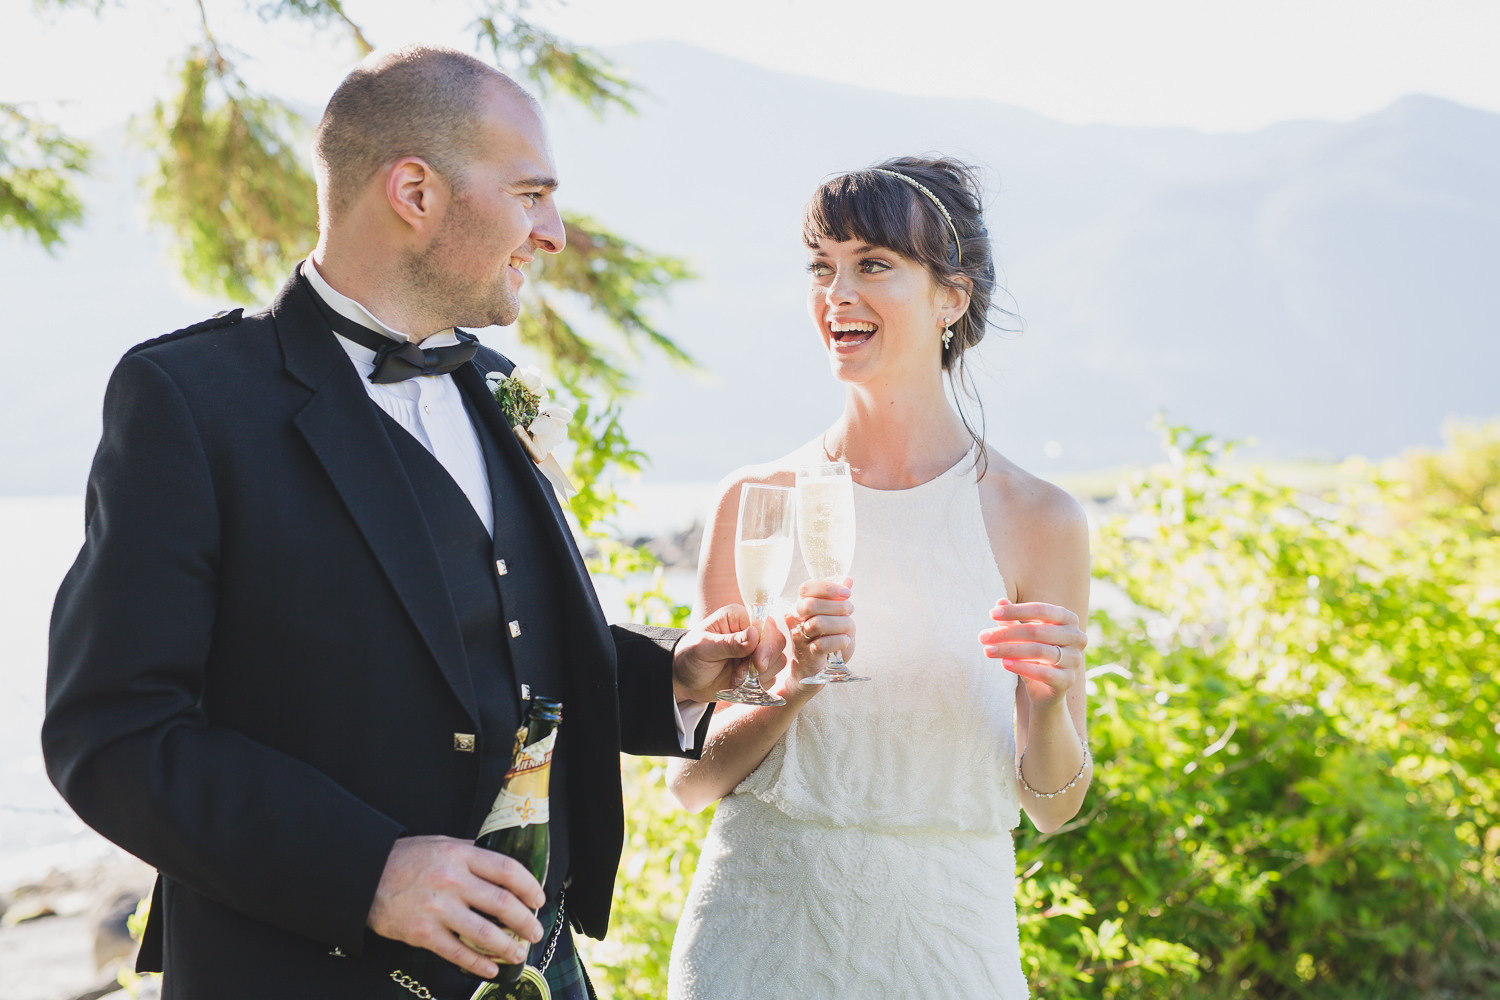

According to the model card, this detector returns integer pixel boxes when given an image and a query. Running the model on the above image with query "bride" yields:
[666,156,1092,998]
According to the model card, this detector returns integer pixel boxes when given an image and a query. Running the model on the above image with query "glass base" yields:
[802,654,868,684]
[801,669,870,684]
[716,684,786,706]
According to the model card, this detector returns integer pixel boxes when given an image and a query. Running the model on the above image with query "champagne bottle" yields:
[466,697,562,987]
[391,699,562,1000]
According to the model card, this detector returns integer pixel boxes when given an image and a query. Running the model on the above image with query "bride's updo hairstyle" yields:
[803,155,1005,466]
[801,155,997,372]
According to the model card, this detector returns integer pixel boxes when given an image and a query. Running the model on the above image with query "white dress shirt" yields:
[301,259,706,748]
[303,259,495,535]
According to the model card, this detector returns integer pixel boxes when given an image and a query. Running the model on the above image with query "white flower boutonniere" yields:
[486,366,577,496]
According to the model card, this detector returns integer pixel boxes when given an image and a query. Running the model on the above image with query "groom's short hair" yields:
[314,44,534,225]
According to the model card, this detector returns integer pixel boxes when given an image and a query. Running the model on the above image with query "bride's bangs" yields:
[801,173,938,264]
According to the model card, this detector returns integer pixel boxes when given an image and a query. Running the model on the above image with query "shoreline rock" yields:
[0,856,154,1000]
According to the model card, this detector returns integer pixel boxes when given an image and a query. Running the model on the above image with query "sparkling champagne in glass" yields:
[796,462,868,683]
[716,483,795,706]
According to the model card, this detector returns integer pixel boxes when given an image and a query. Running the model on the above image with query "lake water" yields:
[0,497,119,888]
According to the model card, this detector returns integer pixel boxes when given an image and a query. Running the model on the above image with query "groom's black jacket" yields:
[43,270,708,998]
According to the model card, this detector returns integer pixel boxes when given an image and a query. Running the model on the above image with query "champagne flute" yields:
[716,483,795,706]
[795,462,868,683]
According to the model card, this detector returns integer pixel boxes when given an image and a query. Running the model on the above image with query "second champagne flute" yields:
[796,462,868,683]
[715,483,795,706]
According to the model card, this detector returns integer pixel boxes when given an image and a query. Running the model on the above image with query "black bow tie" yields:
[310,292,478,383]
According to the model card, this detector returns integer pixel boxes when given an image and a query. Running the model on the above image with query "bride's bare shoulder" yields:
[976,443,1087,541]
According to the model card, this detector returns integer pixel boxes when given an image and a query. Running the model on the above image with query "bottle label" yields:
[477,729,557,837]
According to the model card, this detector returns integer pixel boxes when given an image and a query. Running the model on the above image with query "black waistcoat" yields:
[375,384,572,900]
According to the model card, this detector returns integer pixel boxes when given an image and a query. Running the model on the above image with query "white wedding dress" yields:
[669,445,1029,999]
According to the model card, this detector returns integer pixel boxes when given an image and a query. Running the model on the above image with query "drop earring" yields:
[941,318,954,350]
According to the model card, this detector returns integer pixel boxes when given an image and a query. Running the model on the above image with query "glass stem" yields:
[742,606,769,689]
[820,581,845,669]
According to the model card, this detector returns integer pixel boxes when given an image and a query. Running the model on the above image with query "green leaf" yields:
[0,104,90,250]
[252,0,374,55]
[134,51,318,303]
[472,0,637,116]
[520,214,697,385]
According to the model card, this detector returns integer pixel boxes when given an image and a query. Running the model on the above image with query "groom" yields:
[43,45,779,1000]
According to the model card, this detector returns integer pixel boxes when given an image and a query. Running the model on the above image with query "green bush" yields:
[578,758,714,997]
[591,420,1500,999]
[1026,421,1500,998]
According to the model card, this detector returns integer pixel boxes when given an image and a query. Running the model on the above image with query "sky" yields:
[3,0,1498,135]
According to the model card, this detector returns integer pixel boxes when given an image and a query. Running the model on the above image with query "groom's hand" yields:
[671,604,787,703]
[368,835,546,979]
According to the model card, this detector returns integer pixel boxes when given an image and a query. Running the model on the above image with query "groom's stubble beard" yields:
[399,190,522,332]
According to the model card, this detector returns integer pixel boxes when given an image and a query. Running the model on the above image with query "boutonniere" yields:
[486,366,577,496]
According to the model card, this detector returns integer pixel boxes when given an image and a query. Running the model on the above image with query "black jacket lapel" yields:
[274,272,479,725]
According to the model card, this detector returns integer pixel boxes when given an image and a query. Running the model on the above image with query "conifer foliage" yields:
[0,101,90,250]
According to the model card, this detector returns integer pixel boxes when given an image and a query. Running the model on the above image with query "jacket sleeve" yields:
[608,623,713,757]
[43,353,403,956]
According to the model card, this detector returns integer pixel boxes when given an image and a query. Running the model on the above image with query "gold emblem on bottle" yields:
[476,729,557,837]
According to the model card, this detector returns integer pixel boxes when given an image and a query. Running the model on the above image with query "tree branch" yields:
[324,0,373,56]
[194,0,229,71]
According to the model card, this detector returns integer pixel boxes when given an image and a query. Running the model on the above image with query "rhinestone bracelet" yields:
[1016,738,1092,799]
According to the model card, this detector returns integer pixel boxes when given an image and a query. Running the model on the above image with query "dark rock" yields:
[91,890,142,971]
[641,522,704,570]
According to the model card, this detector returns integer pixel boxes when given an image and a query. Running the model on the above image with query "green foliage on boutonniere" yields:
[486,366,546,429]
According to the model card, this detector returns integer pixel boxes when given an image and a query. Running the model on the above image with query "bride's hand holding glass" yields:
[795,462,868,683]
[781,577,856,696]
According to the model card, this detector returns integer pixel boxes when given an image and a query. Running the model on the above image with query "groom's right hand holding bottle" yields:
[369,835,546,980]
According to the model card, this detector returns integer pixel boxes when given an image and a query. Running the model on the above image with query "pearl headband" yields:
[869,168,963,264]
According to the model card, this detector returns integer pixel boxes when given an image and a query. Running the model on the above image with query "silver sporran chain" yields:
[537,887,566,973]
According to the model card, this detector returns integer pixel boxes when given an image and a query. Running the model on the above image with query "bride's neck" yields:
[826,378,972,490]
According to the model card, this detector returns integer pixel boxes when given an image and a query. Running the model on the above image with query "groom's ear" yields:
[385,155,445,233]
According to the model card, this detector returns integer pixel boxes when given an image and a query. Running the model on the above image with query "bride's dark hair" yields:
[802,155,1011,470]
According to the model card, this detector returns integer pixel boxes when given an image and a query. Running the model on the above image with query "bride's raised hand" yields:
[978,598,1087,710]
[782,577,854,696]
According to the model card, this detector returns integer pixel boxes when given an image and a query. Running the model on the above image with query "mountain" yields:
[2,40,1496,494]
